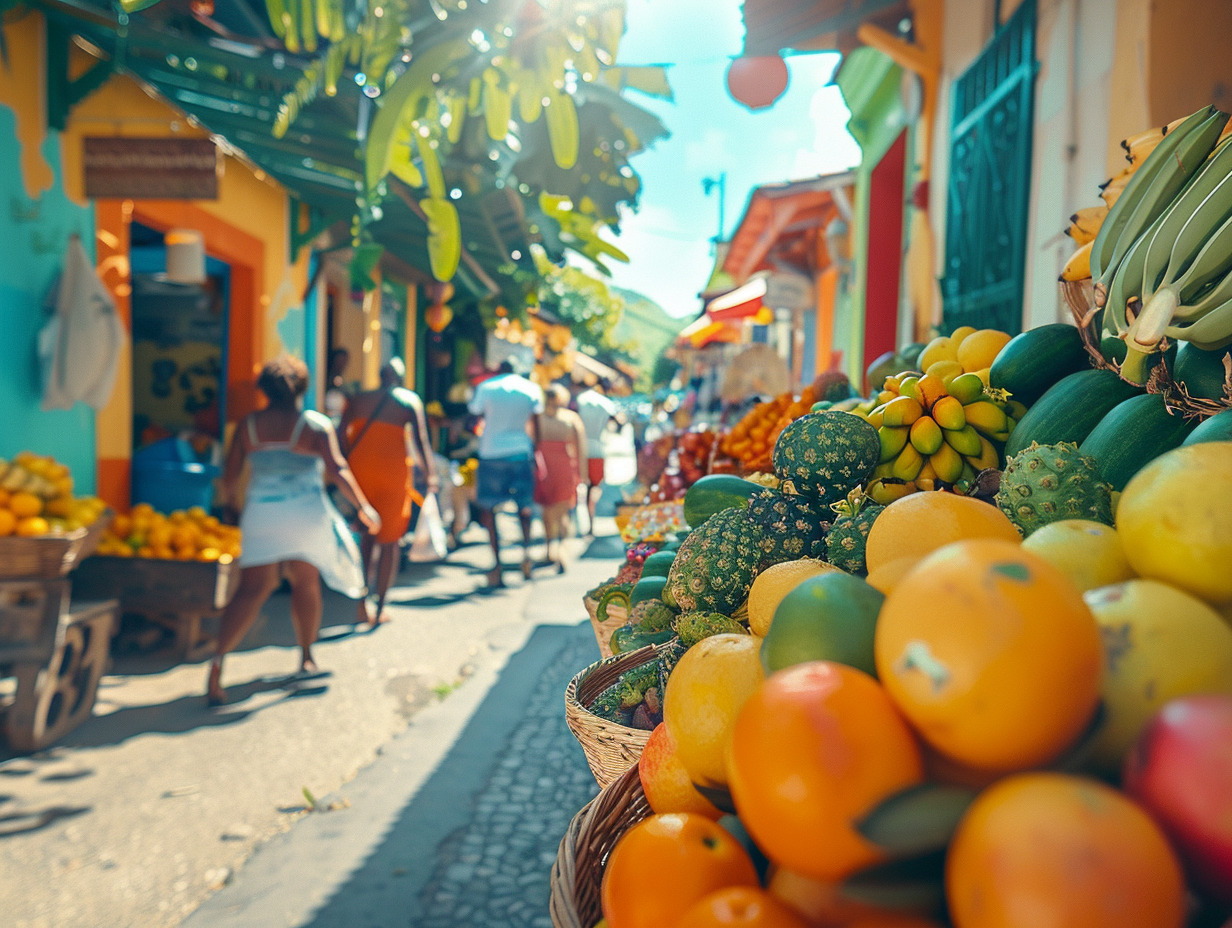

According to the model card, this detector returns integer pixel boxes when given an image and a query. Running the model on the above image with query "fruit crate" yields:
[0,511,113,580]
[72,555,240,660]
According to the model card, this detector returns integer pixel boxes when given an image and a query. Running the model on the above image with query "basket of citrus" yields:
[0,453,112,579]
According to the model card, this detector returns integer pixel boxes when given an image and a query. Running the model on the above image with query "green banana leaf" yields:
[421,197,461,282]
[349,242,384,293]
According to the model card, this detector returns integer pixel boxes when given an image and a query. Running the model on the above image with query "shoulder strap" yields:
[348,387,394,455]
[246,415,259,446]
[533,412,542,444]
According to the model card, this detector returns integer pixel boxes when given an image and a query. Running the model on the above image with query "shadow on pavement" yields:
[299,622,602,928]
[0,802,91,838]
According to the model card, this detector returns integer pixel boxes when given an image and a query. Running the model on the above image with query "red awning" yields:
[705,277,769,321]
[676,315,744,349]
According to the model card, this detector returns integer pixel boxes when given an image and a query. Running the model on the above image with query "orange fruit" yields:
[664,634,765,788]
[726,661,925,881]
[767,867,888,926]
[875,539,1102,773]
[946,772,1187,928]
[0,509,15,537]
[15,516,50,537]
[639,723,724,819]
[8,491,43,518]
[864,492,1020,574]
[601,813,759,928]
[864,555,921,595]
[677,886,810,928]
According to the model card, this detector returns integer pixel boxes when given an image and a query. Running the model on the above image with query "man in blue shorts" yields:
[468,358,545,587]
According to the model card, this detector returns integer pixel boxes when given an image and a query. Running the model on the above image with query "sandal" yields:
[521,557,534,580]
[486,567,506,588]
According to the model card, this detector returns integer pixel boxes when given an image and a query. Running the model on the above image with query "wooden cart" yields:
[0,520,117,752]
[72,556,240,661]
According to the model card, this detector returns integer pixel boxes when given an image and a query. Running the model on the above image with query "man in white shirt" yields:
[573,380,617,537]
[468,358,545,587]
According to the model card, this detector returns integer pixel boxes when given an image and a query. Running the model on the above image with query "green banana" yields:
[421,196,461,282]
[543,86,579,170]
[482,67,513,142]
[1089,107,1224,291]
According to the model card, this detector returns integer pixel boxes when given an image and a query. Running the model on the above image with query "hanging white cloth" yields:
[38,233,125,411]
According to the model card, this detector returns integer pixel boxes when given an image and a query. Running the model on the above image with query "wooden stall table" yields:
[72,556,240,662]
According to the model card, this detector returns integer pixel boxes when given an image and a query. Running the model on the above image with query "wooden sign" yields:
[83,137,220,200]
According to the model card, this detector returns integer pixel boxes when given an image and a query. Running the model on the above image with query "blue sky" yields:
[602,0,863,318]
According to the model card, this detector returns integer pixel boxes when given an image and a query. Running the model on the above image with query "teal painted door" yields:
[941,0,1038,335]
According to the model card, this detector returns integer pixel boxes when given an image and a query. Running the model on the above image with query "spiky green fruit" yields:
[629,598,676,633]
[746,488,829,569]
[825,501,885,575]
[665,507,764,615]
[674,612,748,648]
[772,411,881,505]
[995,441,1115,536]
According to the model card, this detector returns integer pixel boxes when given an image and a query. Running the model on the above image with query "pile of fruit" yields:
[0,453,108,538]
[95,503,241,562]
[717,372,852,474]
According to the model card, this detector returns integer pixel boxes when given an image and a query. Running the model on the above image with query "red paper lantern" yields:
[726,55,790,111]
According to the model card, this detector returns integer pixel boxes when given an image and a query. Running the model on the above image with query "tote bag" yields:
[408,493,449,562]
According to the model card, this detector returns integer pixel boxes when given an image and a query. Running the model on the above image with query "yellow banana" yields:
[879,426,909,463]
[943,424,982,457]
[882,396,924,428]
[931,395,967,431]
[543,87,579,170]
[891,444,925,482]
[1066,205,1108,244]
[962,400,1009,436]
[1100,166,1136,208]
[909,417,944,456]
[1060,240,1094,282]
[969,435,1001,472]
[945,373,985,407]
[929,442,965,484]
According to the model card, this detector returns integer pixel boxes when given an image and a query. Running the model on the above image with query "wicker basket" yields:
[549,763,650,928]
[1063,278,1232,420]
[0,511,112,580]
[565,643,665,788]
[582,595,628,660]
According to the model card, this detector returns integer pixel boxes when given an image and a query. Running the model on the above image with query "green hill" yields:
[611,287,686,390]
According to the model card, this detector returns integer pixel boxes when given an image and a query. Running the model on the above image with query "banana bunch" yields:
[854,372,1023,504]
[1060,115,1198,283]
[0,460,59,498]
[1097,107,1232,382]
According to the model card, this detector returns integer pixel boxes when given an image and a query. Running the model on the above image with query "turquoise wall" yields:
[0,108,98,493]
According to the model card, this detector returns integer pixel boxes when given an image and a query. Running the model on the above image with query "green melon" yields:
[771,411,881,505]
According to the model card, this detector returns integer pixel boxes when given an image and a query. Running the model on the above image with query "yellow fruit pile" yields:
[848,329,1021,502]
[718,386,818,474]
[0,452,108,538]
[96,503,241,562]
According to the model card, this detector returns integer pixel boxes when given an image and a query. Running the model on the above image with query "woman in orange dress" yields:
[533,383,587,573]
[341,359,439,625]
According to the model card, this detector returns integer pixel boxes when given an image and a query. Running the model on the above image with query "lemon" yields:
[949,325,978,347]
[746,558,839,636]
[1116,443,1232,603]
[663,634,764,788]
[1084,579,1232,772]
[1022,520,1135,592]
[956,329,1012,372]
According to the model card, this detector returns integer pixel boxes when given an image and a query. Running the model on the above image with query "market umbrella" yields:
[719,343,791,404]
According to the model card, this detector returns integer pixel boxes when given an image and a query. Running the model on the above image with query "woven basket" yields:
[565,643,665,788]
[549,764,650,928]
[1063,278,1232,420]
[0,510,112,580]
[582,595,628,660]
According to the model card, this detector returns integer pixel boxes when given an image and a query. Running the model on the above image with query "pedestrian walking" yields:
[532,383,587,574]
[468,358,545,588]
[573,379,618,536]
[323,346,352,425]
[341,358,440,626]
[208,356,379,706]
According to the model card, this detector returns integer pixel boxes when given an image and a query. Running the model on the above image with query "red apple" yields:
[1122,694,1232,904]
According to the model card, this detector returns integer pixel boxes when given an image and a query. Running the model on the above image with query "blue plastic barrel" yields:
[132,438,220,513]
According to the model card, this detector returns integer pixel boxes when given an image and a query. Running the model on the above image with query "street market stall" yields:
[550,107,1232,928]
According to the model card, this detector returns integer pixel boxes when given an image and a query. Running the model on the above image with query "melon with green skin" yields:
[825,502,884,575]
[772,411,881,506]
[745,488,828,569]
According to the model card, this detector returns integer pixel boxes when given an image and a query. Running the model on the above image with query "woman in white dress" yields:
[207,356,380,706]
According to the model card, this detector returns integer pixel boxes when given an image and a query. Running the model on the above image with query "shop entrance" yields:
[128,221,230,511]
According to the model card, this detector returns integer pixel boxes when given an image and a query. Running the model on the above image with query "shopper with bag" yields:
[532,383,587,573]
[341,358,440,626]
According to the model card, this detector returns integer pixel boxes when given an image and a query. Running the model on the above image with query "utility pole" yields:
[702,173,727,245]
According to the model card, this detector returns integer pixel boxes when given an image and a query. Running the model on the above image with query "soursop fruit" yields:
[825,490,885,575]
[772,411,881,506]
[674,612,748,648]
[746,488,829,569]
[629,598,676,633]
[996,441,1114,537]
[665,507,764,615]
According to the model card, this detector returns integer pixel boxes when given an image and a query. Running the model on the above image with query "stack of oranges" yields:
[96,504,241,562]
[718,386,819,475]
[0,452,108,538]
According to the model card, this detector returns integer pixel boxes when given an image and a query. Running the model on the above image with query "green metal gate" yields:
[941,0,1038,335]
